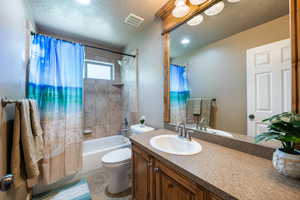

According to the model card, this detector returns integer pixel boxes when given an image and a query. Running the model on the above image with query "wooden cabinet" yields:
[154,160,205,200]
[132,144,220,200]
[207,193,222,200]
[132,145,154,200]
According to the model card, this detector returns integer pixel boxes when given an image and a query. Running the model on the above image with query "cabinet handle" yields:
[154,167,159,172]
[148,161,152,167]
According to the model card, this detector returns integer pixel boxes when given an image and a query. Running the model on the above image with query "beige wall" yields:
[0,0,32,199]
[172,15,290,135]
[125,19,164,128]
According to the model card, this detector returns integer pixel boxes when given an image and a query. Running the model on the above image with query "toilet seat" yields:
[102,148,131,166]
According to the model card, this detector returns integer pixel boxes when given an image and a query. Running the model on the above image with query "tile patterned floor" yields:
[85,168,131,200]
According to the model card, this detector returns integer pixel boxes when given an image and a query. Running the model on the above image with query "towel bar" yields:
[1,98,18,107]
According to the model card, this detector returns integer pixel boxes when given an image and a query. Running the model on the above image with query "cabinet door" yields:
[207,193,223,200]
[132,145,154,200]
[154,161,205,200]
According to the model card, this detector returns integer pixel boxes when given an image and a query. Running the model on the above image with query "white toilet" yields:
[101,124,154,195]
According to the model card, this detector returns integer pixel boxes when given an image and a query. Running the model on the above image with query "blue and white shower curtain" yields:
[170,64,190,124]
[27,34,84,184]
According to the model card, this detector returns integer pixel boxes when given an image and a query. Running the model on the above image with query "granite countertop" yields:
[130,129,300,200]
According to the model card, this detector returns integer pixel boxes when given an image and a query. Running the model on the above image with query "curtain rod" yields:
[30,32,136,58]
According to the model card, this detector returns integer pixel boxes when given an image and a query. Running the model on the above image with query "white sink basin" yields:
[150,135,202,155]
[205,128,233,138]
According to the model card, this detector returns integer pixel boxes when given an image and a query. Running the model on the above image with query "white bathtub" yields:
[81,135,131,174]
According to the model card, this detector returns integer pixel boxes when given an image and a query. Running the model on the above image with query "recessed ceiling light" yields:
[76,0,91,5]
[227,0,240,3]
[189,0,208,5]
[187,14,204,26]
[204,1,225,16]
[181,38,190,45]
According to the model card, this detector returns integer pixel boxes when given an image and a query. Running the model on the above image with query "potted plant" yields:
[255,112,300,178]
[139,116,146,127]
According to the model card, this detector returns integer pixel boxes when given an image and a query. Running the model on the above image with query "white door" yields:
[247,39,291,137]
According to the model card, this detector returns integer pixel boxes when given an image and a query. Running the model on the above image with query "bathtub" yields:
[33,135,131,195]
[81,135,131,174]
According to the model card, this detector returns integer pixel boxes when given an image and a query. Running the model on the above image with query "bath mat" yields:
[32,179,92,200]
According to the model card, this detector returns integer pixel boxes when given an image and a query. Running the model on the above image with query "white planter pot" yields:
[273,149,300,178]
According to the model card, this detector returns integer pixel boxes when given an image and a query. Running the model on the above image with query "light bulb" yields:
[172,0,190,18]
[187,14,204,26]
[204,1,225,16]
[181,38,190,45]
[76,0,91,5]
[227,0,240,3]
[189,0,208,5]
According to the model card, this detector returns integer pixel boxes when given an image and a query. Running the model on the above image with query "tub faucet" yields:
[121,118,129,136]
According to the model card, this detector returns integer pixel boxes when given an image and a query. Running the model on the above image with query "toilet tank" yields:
[130,124,154,135]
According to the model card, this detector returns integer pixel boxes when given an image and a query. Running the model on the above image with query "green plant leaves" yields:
[255,112,300,153]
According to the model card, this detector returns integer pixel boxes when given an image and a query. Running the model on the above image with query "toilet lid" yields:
[102,148,131,164]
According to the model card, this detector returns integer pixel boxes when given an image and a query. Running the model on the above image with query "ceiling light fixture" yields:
[76,0,91,5]
[204,1,225,16]
[187,14,204,26]
[189,0,208,5]
[172,0,190,18]
[181,38,190,45]
[227,0,241,3]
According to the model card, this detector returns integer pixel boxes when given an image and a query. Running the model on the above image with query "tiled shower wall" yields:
[83,47,138,140]
[84,47,123,140]
[84,79,123,140]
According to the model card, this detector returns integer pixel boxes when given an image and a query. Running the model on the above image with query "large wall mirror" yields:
[159,0,300,144]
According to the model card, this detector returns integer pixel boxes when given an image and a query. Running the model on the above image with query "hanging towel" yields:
[29,100,43,137]
[11,99,44,188]
[201,98,213,126]
[191,99,202,115]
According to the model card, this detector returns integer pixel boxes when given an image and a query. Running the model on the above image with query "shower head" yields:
[118,60,122,66]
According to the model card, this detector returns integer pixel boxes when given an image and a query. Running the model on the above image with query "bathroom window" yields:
[85,60,114,80]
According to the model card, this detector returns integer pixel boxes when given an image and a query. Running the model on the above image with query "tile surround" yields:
[84,51,139,140]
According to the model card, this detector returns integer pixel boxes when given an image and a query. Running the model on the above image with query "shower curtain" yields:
[170,64,190,124]
[27,34,84,184]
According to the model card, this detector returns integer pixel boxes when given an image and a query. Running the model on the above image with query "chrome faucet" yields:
[176,123,193,141]
[196,118,209,131]
[186,130,193,141]
[177,122,186,138]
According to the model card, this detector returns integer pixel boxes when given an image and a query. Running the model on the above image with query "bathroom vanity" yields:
[130,129,300,200]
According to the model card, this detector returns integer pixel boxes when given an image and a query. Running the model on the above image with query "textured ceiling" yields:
[171,0,289,58]
[27,0,168,49]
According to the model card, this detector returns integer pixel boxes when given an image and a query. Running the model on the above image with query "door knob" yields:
[248,114,255,120]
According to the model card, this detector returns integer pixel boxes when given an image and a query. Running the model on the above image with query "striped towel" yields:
[32,180,91,200]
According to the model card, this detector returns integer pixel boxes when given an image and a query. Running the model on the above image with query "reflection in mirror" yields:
[169,0,290,140]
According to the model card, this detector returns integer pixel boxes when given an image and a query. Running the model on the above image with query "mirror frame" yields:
[156,0,300,125]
